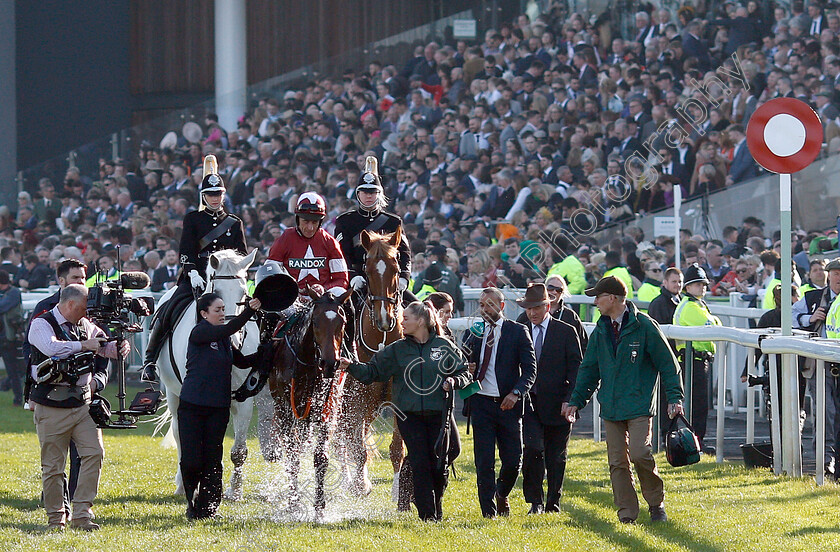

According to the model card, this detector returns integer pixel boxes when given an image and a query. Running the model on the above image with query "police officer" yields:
[29,284,130,531]
[672,263,721,453]
[142,155,246,382]
[333,156,414,301]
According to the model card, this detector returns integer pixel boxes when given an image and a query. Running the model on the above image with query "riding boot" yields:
[141,317,166,383]
[142,294,178,382]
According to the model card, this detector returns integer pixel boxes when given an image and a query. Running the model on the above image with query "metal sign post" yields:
[747,98,822,477]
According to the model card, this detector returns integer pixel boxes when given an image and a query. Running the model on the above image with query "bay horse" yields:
[157,248,259,501]
[339,228,407,504]
[267,286,352,519]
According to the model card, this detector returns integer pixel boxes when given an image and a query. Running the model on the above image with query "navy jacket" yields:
[181,306,257,408]
[464,319,537,415]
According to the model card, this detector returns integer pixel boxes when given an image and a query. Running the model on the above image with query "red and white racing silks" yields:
[268,227,349,295]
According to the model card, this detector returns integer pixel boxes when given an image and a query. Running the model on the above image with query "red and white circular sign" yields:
[746,98,823,174]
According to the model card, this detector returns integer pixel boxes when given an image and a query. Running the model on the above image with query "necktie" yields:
[65,322,81,340]
[611,320,621,344]
[169,267,176,278]
[476,324,496,382]
[533,324,543,363]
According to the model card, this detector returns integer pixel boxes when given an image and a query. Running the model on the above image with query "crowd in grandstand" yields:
[1,0,839,310]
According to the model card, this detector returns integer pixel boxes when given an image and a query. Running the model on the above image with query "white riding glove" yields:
[188,269,205,290]
[398,277,408,292]
[351,275,366,291]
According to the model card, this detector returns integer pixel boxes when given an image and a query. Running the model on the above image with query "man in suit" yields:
[466,287,537,518]
[516,284,582,513]
[657,147,690,189]
[33,182,60,228]
[517,275,588,351]
[726,124,760,185]
[475,169,516,220]
[151,249,179,292]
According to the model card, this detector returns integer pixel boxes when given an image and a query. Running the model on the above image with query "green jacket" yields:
[569,302,683,421]
[347,333,471,413]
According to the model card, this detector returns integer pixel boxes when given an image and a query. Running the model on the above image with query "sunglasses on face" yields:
[649,268,662,273]
[546,284,564,291]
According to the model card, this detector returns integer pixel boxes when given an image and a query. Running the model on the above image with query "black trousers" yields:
[178,400,229,518]
[396,412,459,521]
[0,340,23,404]
[471,394,523,517]
[522,402,572,510]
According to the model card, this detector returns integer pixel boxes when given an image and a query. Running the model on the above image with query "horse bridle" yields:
[206,271,249,322]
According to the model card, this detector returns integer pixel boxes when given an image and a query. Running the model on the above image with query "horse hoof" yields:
[223,487,243,502]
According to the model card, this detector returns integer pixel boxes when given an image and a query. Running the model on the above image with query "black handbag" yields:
[665,413,701,467]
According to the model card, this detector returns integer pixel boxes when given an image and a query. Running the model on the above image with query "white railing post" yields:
[592,390,601,443]
[769,353,783,476]
[716,341,726,463]
[817,359,826,486]
[746,347,756,444]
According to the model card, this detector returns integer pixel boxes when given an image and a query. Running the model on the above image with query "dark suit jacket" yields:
[526,318,582,426]
[729,140,760,183]
[516,302,588,352]
[151,265,179,292]
[465,319,537,412]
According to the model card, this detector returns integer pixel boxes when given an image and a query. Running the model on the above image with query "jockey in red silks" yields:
[268,192,349,296]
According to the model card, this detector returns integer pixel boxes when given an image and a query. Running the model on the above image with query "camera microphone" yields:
[120,272,152,290]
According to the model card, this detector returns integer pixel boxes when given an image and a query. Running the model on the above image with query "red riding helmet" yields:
[295,192,327,221]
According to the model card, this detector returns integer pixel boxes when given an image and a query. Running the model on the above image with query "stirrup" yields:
[140,363,158,383]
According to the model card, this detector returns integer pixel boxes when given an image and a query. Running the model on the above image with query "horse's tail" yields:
[148,400,175,446]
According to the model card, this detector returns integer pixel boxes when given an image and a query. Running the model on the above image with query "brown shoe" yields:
[71,518,100,531]
[495,492,510,517]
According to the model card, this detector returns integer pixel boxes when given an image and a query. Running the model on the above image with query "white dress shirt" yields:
[477,318,503,397]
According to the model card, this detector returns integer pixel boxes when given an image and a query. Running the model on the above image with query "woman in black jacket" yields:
[178,292,261,520]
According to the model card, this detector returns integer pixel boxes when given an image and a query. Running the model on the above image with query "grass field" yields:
[1,388,840,552]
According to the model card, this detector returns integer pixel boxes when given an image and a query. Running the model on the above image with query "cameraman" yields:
[28,284,130,532]
[22,259,90,511]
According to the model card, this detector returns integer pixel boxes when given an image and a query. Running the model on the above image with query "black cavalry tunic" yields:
[333,208,411,280]
[179,209,247,280]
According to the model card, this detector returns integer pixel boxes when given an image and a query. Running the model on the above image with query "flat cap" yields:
[585,275,628,297]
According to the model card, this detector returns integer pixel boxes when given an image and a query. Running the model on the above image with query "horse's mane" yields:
[366,233,398,260]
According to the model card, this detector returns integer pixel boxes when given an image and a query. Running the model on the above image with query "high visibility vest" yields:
[547,255,587,295]
[637,282,661,303]
[799,283,820,295]
[86,270,121,288]
[825,293,840,338]
[673,294,721,353]
[416,284,437,301]
[762,279,781,310]
[604,266,634,299]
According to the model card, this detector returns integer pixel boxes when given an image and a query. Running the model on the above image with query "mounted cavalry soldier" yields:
[333,156,414,303]
[141,155,247,383]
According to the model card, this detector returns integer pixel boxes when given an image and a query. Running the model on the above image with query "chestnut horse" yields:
[339,228,407,505]
[267,287,352,519]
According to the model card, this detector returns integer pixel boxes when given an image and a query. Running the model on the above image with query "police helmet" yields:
[683,263,710,288]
